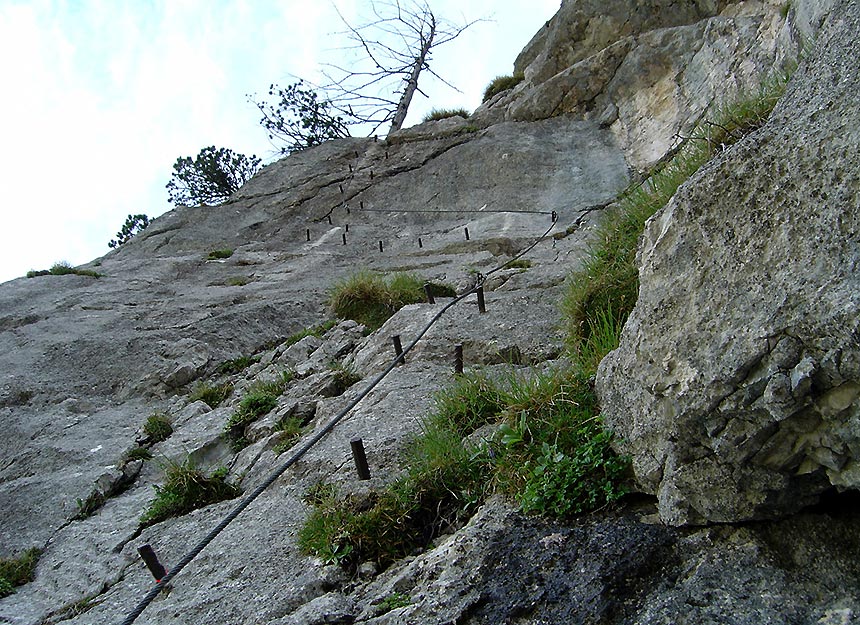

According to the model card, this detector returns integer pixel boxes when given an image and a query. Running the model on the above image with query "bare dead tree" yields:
[322,0,481,135]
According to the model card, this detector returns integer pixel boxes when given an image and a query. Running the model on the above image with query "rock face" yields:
[597,0,860,525]
[479,0,836,170]
[0,1,857,624]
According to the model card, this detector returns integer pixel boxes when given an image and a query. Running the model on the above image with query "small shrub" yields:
[0,548,41,597]
[329,271,426,330]
[207,249,234,260]
[189,382,233,409]
[216,355,260,375]
[140,461,240,526]
[482,72,524,102]
[226,276,251,287]
[26,262,101,279]
[422,107,469,122]
[143,413,173,443]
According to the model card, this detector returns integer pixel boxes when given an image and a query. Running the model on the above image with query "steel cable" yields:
[118,218,557,625]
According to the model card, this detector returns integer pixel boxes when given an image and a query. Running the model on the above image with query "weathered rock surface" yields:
[598,0,860,525]
[0,0,857,623]
[480,0,837,170]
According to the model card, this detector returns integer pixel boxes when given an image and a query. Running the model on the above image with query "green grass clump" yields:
[505,259,531,269]
[273,415,306,454]
[482,72,524,102]
[377,593,411,614]
[188,381,233,408]
[422,107,470,122]
[562,67,794,355]
[0,548,41,597]
[223,376,291,450]
[329,271,427,330]
[207,249,233,260]
[143,413,173,443]
[26,262,101,279]
[299,367,628,569]
[140,461,240,527]
[216,355,261,375]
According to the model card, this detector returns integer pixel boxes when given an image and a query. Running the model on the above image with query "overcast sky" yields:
[0,0,560,284]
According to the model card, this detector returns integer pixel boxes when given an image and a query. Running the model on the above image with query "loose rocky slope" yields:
[1,1,857,624]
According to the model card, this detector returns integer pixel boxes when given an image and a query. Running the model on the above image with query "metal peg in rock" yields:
[477,286,486,313]
[327,215,332,225]
[379,241,384,253]
[350,438,371,480]
[454,344,464,374]
[418,237,423,249]
[137,544,167,582]
[424,283,435,304]
[306,229,311,242]
[464,227,470,241]
[342,232,347,245]
[392,335,405,364]
[551,210,558,223]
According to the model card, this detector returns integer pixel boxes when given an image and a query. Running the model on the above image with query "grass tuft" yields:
[482,72,524,102]
[216,355,260,375]
[140,460,240,526]
[143,413,173,443]
[422,107,470,122]
[188,381,233,408]
[0,548,41,598]
[223,374,292,450]
[329,271,428,330]
[206,249,233,260]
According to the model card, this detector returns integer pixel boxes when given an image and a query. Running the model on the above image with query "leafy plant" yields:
[189,382,233,409]
[207,249,233,260]
[0,548,41,598]
[518,433,628,517]
[140,461,240,526]
[378,593,411,614]
[108,214,150,248]
[143,413,173,443]
[166,146,260,207]
[329,271,428,330]
[482,72,524,102]
[328,361,361,394]
[423,107,469,122]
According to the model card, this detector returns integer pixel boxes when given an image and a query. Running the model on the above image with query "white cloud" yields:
[0,0,559,284]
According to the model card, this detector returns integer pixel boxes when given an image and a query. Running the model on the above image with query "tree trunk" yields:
[388,13,435,133]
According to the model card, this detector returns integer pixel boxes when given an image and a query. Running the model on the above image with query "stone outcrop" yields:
[478,0,837,170]
[597,0,860,525]
[1,0,858,623]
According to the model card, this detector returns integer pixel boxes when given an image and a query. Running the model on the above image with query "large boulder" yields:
[597,0,860,525]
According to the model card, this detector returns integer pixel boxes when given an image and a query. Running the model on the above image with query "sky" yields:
[0,0,560,284]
